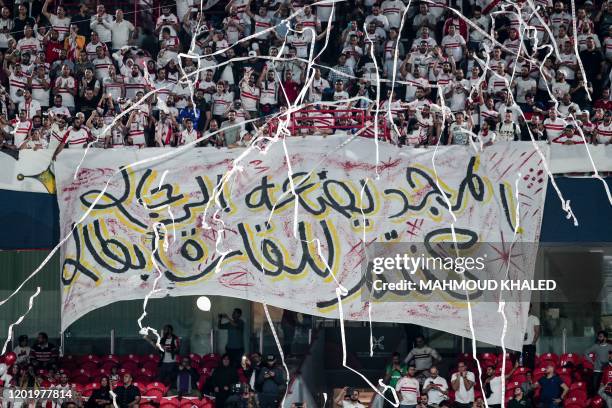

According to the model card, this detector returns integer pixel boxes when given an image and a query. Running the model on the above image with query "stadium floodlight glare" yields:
[196,296,211,311]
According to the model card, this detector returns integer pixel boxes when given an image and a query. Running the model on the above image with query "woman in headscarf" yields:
[210,354,239,407]
[86,376,112,407]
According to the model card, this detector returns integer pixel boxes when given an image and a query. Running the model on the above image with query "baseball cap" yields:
[248,50,257,57]
[265,354,276,362]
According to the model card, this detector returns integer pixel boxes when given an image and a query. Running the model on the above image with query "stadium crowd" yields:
[0,0,609,153]
[350,332,612,408]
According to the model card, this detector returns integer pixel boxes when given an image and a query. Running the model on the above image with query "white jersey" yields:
[10,119,32,147]
[48,123,67,150]
[178,128,199,145]
[92,57,113,81]
[543,117,566,142]
[17,36,41,54]
[380,0,405,28]
[49,15,71,41]
[261,81,279,105]
[54,76,76,107]
[441,34,465,62]
[395,376,420,405]
[18,99,41,120]
[211,92,233,116]
[595,121,612,144]
[62,126,91,146]
[31,76,51,107]
[240,83,260,112]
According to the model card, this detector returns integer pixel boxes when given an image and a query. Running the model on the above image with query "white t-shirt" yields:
[451,371,475,404]
[111,20,134,50]
[523,314,540,345]
[486,376,503,405]
[424,376,448,404]
[341,401,365,408]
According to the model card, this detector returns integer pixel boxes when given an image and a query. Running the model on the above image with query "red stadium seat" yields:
[160,397,180,408]
[590,396,605,408]
[565,396,587,408]
[201,353,221,367]
[510,374,527,384]
[189,353,202,369]
[140,366,156,377]
[145,389,165,401]
[103,354,120,364]
[506,381,522,392]
[101,361,118,372]
[179,398,201,408]
[559,375,573,387]
[122,361,139,373]
[82,382,100,397]
[71,369,92,385]
[121,353,144,365]
[539,353,559,366]
[478,353,497,368]
[567,389,588,403]
[142,360,159,373]
[458,352,475,362]
[199,402,214,408]
[533,367,548,381]
[146,381,167,393]
[571,382,588,392]
[81,354,102,365]
[81,361,98,372]
[146,353,161,363]
[560,353,582,368]
[132,381,147,394]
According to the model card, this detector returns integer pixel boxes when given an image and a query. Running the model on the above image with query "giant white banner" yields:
[55,137,550,349]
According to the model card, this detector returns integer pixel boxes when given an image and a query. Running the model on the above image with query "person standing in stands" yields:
[586,330,612,396]
[219,308,245,367]
[522,305,540,370]
[257,355,285,408]
[532,363,569,408]
[404,336,442,381]
[281,310,298,357]
[451,362,475,408]
[395,365,420,408]
[30,332,58,369]
[158,324,180,385]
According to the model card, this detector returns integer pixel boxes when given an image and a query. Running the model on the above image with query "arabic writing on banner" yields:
[54,138,550,349]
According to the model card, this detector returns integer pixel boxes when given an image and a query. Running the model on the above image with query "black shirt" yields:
[71,12,91,39]
[579,49,603,83]
[13,16,35,41]
[114,384,140,408]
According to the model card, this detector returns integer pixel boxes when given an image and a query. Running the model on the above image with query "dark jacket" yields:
[256,365,284,396]
[173,366,200,394]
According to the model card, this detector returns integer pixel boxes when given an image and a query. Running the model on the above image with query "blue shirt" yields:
[538,375,563,404]
[178,107,200,125]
